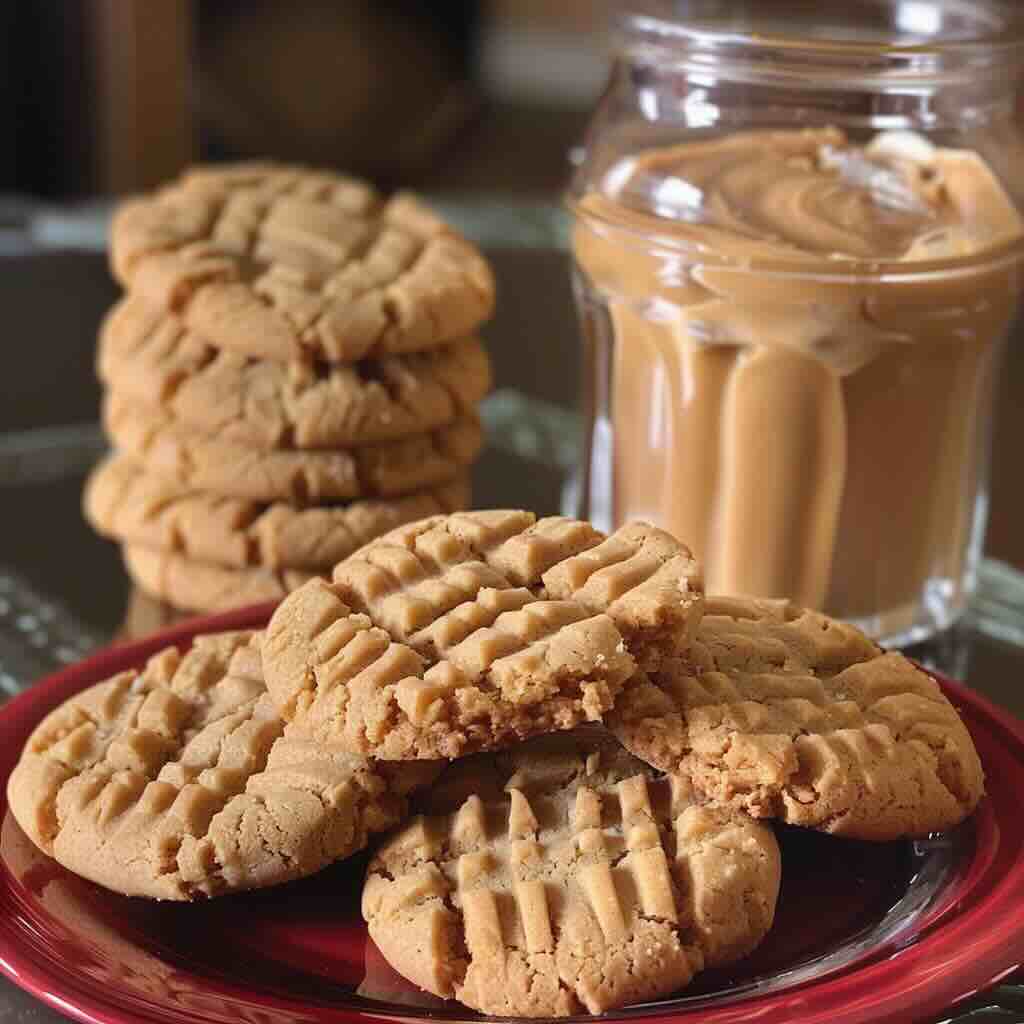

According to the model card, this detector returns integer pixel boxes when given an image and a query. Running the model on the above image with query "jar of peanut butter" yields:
[570,0,1024,644]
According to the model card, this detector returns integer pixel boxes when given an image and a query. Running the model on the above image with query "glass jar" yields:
[569,0,1024,645]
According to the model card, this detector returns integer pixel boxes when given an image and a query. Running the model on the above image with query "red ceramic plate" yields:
[1,605,1023,1024]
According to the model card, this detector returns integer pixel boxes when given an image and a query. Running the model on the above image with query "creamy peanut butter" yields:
[572,129,1024,631]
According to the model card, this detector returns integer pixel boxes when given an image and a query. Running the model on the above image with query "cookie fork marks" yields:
[363,733,780,1016]
[6,631,440,899]
[262,511,705,760]
[263,579,632,760]
[610,596,986,840]
[98,296,492,449]
[332,510,703,673]
[110,164,495,364]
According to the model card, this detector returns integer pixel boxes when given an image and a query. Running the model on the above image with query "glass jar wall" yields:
[569,0,1024,644]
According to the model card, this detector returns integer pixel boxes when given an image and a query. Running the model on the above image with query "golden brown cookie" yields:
[102,392,484,503]
[7,631,440,899]
[363,731,780,1016]
[86,455,470,572]
[109,163,495,364]
[339,512,705,669]
[262,511,703,759]
[610,596,985,840]
[123,545,314,613]
[97,296,492,449]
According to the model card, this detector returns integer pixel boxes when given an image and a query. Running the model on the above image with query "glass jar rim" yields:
[621,0,1024,60]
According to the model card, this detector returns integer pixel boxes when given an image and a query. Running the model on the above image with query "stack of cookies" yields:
[8,510,986,1018]
[85,163,494,614]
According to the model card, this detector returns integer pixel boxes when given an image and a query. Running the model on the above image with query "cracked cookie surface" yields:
[110,163,495,364]
[610,596,985,840]
[6,631,439,899]
[103,392,483,503]
[363,731,780,1016]
[87,455,470,572]
[98,296,491,449]
[262,511,703,759]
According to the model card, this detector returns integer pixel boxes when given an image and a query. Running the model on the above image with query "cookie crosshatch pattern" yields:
[6,631,439,899]
[364,733,781,1017]
[611,596,985,840]
[110,165,495,364]
[98,296,492,450]
[263,511,704,760]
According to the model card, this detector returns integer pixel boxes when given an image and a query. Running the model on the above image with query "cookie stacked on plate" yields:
[85,163,494,613]
[8,511,986,1018]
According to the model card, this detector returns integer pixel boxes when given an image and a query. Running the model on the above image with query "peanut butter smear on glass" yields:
[572,128,1024,625]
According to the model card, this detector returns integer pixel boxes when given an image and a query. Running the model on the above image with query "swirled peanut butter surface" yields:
[573,129,1024,627]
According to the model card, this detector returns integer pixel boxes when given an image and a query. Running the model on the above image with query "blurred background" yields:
[2,0,608,197]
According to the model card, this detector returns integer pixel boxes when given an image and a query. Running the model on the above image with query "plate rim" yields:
[1,605,1023,1024]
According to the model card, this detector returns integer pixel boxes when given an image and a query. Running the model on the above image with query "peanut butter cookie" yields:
[98,296,491,449]
[110,163,494,363]
[262,511,703,759]
[86,455,469,572]
[610,595,985,839]
[103,392,483,503]
[7,632,440,899]
[123,545,314,613]
[363,732,780,1016]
